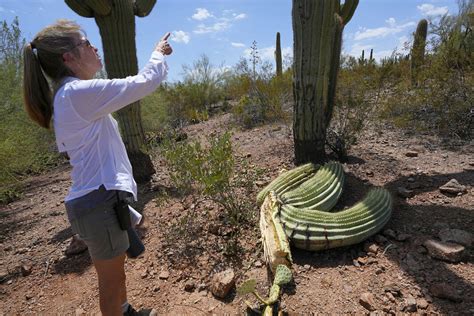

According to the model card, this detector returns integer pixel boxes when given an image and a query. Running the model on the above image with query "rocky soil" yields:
[1,113,473,315]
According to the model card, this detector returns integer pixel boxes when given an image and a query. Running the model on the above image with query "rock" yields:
[20,265,32,277]
[417,298,429,309]
[0,270,9,282]
[254,260,263,268]
[184,280,195,292]
[359,292,377,311]
[210,269,235,298]
[343,284,353,293]
[159,271,170,280]
[141,269,148,279]
[405,296,417,312]
[153,286,160,292]
[430,283,462,302]
[386,292,396,303]
[439,179,467,195]
[384,281,401,296]
[423,239,465,263]
[439,229,473,248]
[397,187,414,198]
[383,229,397,240]
[364,243,379,254]
[197,283,207,291]
[75,308,87,316]
[405,151,419,157]
[65,235,88,256]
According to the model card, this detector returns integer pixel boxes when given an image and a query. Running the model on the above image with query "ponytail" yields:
[23,43,53,129]
[22,19,83,129]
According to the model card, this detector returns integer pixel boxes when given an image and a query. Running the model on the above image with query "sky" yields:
[0,0,459,82]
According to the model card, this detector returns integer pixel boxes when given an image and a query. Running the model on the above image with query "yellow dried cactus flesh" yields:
[278,188,392,251]
[281,161,344,212]
[256,163,318,206]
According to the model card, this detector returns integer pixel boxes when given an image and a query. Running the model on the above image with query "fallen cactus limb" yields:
[257,161,393,252]
[280,188,392,251]
[256,163,318,206]
[281,161,345,211]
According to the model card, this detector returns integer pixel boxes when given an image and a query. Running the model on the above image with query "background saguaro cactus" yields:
[65,0,157,182]
[411,19,428,86]
[275,32,282,77]
[292,0,359,164]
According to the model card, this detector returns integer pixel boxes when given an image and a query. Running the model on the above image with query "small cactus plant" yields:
[411,19,428,86]
[237,264,293,315]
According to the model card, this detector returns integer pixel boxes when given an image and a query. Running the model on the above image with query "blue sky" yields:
[1,0,458,82]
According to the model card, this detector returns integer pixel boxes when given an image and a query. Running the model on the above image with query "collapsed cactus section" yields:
[258,161,392,251]
[256,162,318,206]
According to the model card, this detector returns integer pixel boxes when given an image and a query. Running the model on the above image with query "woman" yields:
[23,19,172,315]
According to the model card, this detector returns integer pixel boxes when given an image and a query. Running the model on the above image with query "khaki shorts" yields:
[66,187,130,260]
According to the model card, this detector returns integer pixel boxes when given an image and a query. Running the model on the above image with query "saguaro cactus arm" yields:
[275,32,282,77]
[339,0,359,25]
[64,0,94,17]
[134,0,157,17]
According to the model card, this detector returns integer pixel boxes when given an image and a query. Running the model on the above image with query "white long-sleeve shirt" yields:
[53,51,168,202]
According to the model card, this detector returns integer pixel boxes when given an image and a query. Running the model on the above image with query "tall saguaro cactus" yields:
[275,32,282,77]
[410,19,428,87]
[65,0,157,182]
[292,0,358,164]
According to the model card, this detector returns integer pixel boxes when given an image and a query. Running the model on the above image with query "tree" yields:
[65,0,157,182]
[292,0,358,164]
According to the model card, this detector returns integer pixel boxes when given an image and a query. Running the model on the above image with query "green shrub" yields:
[160,132,258,225]
[0,18,61,203]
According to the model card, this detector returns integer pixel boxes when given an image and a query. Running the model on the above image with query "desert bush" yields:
[229,42,292,129]
[160,132,258,226]
[379,1,473,139]
[162,54,228,127]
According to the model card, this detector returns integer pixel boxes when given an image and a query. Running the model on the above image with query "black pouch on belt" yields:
[114,192,132,231]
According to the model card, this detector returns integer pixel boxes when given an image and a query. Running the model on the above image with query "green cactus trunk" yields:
[292,0,358,164]
[410,19,428,87]
[275,32,282,77]
[65,0,157,182]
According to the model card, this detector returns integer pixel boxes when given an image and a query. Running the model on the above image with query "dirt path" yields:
[1,113,473,315]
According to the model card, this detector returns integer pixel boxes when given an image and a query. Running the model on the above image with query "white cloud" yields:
[386,17,396,27]
[192,10,247,34]
[171,30,190,44]
[194,22,230,34]
[417,4,449,16]
[231,42,246,48]
[354,19,415,41]
[192,8,212,21]
[233,13,247,20]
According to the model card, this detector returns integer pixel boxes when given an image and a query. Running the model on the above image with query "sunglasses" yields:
[72,39,92,50]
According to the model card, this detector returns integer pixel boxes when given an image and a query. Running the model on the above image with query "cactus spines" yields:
[292,0,359,164]
[65,0,157,182]
[275,32,282,77]
[411,19,428,86]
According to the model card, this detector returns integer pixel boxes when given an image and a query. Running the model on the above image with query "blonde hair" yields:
[23,19,83,128]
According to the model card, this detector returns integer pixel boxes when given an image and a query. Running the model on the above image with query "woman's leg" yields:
[93,253,127,316]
